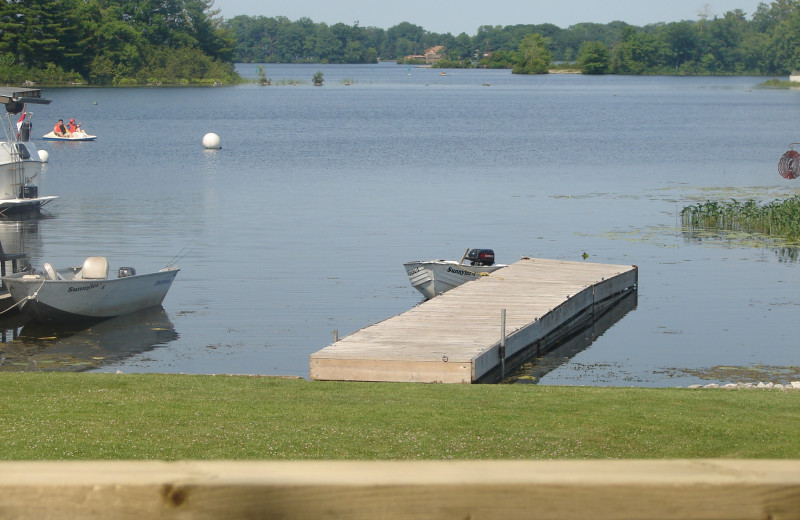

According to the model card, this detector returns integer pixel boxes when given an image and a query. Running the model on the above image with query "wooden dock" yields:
[310,257,638,384]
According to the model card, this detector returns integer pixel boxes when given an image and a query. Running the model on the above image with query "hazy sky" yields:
[211,0,764,34]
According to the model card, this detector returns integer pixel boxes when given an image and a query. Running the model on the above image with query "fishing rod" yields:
[164,240,194,269]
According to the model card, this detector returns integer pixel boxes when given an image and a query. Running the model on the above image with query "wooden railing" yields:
[1,460,799,519]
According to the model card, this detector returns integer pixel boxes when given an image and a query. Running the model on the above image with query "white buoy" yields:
[202,132,221,149]
[38,149,49,163]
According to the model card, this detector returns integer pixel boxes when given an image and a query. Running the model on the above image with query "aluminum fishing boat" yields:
[403,248,506,300]
[2,256,179,324]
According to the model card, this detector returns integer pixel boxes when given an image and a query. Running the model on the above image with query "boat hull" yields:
[0,140,55,212]
[0,87,57,210]
[2,267,179,324]
[42,132,97,141]
[403,260,505,300]
[0,195,58,213]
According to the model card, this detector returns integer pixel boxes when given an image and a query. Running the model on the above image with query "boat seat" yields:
[79,256,109,280]
[43,262,61,280]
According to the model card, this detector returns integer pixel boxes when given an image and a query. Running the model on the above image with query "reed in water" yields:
[681,195,800,241]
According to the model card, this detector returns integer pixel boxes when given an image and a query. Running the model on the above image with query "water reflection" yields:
[0,215,42,264]
[0,306,178,372]
[773,247,800,263]
[507,290,638,384]
[681,228,800,263]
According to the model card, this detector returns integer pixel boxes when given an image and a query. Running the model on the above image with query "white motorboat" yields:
[0,87,58,214]
[403,248,506,300]
[2,256,179,324]
[42,130,97,141]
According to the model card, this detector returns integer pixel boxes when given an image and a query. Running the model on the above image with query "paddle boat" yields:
[0,87,58,214]
[2,256,179,324]
[403,248,506,300]
[42,125,96,141]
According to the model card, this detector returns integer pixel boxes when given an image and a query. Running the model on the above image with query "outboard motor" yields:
[19,120,31,142]
[466,249,495,266]
[19,185,37,199]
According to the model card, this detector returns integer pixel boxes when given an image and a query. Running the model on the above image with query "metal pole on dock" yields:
[499,309,506,380]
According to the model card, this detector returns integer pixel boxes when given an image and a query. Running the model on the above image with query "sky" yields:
[211,0,766,35]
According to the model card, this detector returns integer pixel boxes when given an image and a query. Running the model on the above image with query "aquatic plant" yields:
[272,79,305,85]
[681,195,800,241]
[759,78,800,88]
[256,66,270,85]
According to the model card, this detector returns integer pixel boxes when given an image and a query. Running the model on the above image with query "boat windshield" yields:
[14,143,31,160]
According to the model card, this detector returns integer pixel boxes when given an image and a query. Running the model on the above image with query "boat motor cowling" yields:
[19,120,31,141]
[466,249,495,266]
[19,185,37,199]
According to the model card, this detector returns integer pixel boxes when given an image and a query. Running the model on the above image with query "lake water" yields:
[1,62,798,386]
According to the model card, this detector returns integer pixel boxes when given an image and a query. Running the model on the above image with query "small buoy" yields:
[202,132,221,149]
[38,149,49,163]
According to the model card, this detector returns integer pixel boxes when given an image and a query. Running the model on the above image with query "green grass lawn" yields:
[1,374,798,460]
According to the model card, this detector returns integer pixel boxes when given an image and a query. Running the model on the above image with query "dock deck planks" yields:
[310,257,638,383]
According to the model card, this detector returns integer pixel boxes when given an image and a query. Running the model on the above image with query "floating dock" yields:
[310,257,638,384]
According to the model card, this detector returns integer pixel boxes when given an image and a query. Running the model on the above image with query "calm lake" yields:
[1,62,797,386]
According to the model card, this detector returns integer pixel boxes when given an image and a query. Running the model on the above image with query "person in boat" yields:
[69,119,87,136]
[53,119,70,137]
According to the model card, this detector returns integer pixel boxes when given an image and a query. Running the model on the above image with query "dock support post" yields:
[333,329,338,343]
[499,309,506,380]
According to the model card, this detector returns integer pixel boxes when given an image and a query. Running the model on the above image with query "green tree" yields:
[12,0,76,69]
[611,26,659,74]
[767,2,800,72]
[90,4,147,81]
[512,33,551,74]
[276,20,306,60]
[702,10,746,71]
[661,21,700,69]
[578,41,610,74]
[449,32,474,60]
[480,49,515,68]
[184,0,235,61]
[314,24,341,62]
[475,25,512,54]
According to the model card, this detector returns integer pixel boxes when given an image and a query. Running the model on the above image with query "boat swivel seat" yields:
[80,256,109,280]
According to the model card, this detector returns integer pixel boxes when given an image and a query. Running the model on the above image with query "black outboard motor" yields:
[19,120,31,142]
[466,249,495,266]
[19,185,38,199]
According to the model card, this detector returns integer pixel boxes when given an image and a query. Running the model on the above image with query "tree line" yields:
[227,0,800,75]
[0,0,238,85]
[1,0,798,85]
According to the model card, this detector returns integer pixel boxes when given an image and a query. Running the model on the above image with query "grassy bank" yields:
[1,374,797,460]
